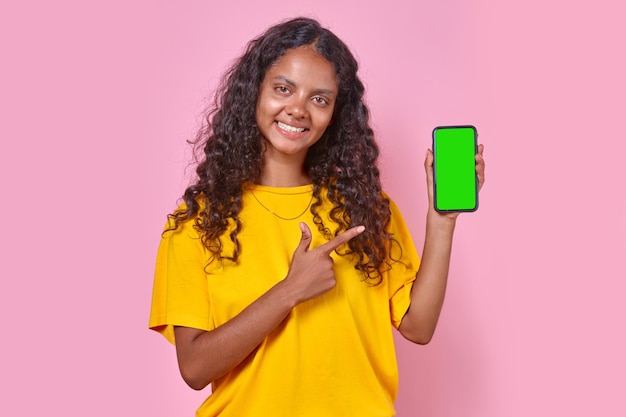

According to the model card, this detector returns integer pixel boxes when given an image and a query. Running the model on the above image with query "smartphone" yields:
[432,125,478,212]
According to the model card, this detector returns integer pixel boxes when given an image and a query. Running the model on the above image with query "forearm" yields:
[175,280,297,390]
[174,223,365,389]
[399,212,456,344]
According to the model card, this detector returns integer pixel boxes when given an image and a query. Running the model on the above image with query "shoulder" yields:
[162,192,210,230]
[380,190,402,213]
[160,199,204,240]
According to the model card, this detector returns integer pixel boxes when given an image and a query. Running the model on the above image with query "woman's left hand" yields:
[400,144,485,344]
[424,144,485,220]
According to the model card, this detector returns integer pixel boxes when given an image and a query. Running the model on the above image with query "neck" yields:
[259,154,311,187]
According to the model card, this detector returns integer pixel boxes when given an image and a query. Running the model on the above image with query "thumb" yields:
[295,222,312,254]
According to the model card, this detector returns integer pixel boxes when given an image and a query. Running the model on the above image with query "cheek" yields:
[257,98,281,122]
[315,109,335,128]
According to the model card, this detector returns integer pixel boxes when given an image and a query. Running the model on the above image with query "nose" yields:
[286,96,308,119]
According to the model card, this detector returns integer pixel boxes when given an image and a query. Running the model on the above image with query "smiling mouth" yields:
[277,121,307,133]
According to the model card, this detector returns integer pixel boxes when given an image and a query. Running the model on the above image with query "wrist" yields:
[272,278,302,310]
[426,210,457,235]
[427,209,458,224]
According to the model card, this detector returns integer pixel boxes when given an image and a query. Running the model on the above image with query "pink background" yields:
[2,1,625,415]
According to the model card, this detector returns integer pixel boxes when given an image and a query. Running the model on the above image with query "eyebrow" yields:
[272,76,337,96]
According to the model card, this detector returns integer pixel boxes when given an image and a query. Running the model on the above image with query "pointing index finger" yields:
[318,226,365,255]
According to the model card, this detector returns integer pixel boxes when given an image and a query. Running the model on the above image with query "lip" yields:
[277,120,307,131]
[275,121,308,137]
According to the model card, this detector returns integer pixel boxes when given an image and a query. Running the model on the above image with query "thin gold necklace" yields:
[249,189,314,221]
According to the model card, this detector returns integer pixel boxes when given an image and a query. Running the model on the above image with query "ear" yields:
[328,118,334,126]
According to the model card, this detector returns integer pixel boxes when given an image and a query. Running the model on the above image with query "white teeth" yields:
[277,121,305,133]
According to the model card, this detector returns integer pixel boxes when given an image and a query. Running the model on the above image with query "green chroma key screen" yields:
[432,125,478,212]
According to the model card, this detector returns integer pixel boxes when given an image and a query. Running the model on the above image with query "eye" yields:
[312,96,329,105]
[275,85,291,94]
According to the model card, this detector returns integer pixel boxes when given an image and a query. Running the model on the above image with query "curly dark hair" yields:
[168,17,397,284]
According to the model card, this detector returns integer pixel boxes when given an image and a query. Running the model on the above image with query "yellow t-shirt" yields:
[149,184,420,417]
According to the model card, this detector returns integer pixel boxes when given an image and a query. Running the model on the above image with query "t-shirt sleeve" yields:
[148,214,214,344]
[385,197,421,329]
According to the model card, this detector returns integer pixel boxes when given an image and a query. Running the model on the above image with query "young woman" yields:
[149,17,485,416]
